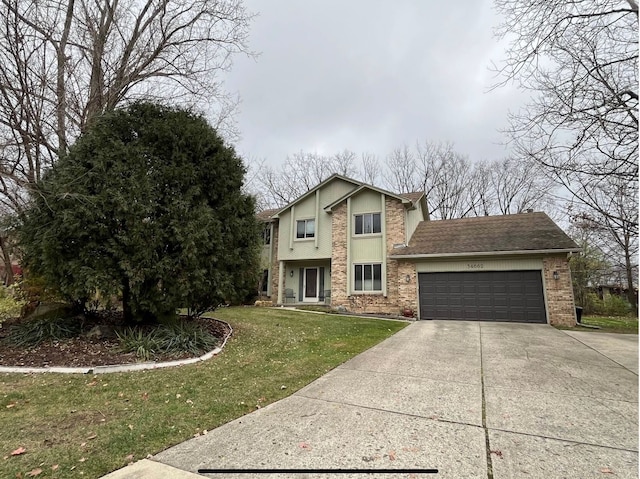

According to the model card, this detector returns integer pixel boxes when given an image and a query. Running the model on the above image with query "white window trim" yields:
[353,212,382,237]
[295,218,315,241]
[353,262,384,293]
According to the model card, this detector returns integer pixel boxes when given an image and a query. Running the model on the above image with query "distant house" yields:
[259,174,580,326]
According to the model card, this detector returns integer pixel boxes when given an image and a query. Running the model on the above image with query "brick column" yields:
[331,203,348,308]
[543,256,576,326]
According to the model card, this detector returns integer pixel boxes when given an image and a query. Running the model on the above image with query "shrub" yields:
[595,295,633,317]
[3,316,82,347]
[584,292,633,317]
[0,287,25,327]
[116,320,218,359]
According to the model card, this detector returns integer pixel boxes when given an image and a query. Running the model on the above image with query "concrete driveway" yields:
[138,322,637,478]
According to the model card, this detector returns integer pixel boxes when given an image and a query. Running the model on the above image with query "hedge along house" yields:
[258,175,580,326]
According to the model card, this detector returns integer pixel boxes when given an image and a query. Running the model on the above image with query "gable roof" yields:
[391,212,580,258]
[323,183,422,212]
[256,208,279,222]
[272,174,361,218]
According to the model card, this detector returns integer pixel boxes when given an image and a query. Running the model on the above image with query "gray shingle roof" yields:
[256,208,279,221]
[391,212,579,257]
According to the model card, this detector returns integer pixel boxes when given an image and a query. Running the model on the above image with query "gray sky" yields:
[223,0,528,167]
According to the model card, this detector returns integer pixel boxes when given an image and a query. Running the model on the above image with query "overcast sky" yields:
[223,0,529,168]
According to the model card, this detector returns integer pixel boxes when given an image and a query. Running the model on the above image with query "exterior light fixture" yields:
[405,275,411,283]
[553,271,559,280]
[290,270,294,277]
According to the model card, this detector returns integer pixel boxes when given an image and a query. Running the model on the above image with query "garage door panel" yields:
[419,271,546,323]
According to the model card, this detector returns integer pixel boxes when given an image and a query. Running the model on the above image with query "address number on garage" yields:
[467,263,484,269]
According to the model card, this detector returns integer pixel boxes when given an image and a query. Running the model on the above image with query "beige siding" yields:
[406,202,424,243]
[349,190,385,264]
[277,178,357,261]
[350,189,382,214]
[415,257,544,272]
[351,237,383,261]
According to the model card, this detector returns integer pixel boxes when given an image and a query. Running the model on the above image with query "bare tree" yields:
[569,176,638,311]
[493,0,638,310]
[256,150,360,208]
[0,0,254,282]
[489,157,556,214]
[384,145,420,193]
[360,152,380,186]
[419,142,477,219]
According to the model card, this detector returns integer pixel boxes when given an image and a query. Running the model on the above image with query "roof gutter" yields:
[391,248,581,260]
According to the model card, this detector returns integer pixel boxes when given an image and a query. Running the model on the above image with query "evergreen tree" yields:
[19,102,260,323]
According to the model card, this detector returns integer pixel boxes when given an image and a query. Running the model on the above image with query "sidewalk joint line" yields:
[479,323,494,479]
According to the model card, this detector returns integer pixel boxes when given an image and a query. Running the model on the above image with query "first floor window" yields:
[354,263,383,291]
[296,219,315,239]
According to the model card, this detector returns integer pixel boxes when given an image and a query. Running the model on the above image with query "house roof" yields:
[272,173,361,218]
[390,212,580,258]
[256,208,279,222]
[399,191,425,204]
[323,183,421,212]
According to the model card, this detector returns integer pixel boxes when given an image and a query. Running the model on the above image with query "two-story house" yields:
[259,174,580,326]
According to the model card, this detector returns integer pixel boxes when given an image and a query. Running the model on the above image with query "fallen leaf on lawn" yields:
[6,403,15,408]
[10,447,26,456]
[125,454,134,462]
[600,468,614,474]
[128,424,134,430]
[51,465,59,471]
[176,393,181,399]
[80,442,86,448]
[86,381,97,387]
[79,457,86,462]
[118,392,124,398]
[26,468,42,476]
[86,434,97,440]
[141,393,148,401]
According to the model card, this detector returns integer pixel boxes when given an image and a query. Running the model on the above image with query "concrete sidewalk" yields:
[104,322,638,478]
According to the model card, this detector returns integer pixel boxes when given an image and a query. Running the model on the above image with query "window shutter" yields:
[298,268,304,299]
[319,267,325,299]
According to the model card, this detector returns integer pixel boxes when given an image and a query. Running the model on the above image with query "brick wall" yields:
[270,223,280,301]
[542,255,576,326]
[397,261,418,315]
[330,202,348,305]
[332,197,410,316]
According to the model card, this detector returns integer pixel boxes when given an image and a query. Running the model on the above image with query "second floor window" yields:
[355,213,381,235]
[263,226,271,245]
[296,219,315,239]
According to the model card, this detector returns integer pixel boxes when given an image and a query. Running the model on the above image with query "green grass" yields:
[0,307,406,478]
[578,315,638,333]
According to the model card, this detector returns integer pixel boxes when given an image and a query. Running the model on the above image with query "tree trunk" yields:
[624,241,638,315]
[122,279,133,323]
[0,234,14,286]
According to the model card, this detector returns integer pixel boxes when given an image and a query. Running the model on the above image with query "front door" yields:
[303,268,319,302]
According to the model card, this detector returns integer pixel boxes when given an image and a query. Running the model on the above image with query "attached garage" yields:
[391,212,581,326]
[418,270,546,323]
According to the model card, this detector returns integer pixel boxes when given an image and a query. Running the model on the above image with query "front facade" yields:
[259,175,580,327]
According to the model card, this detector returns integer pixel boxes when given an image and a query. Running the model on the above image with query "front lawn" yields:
[579,315,638,334]
[0,307,407,478]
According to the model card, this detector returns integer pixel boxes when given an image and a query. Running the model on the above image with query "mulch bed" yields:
[0,312,230,368]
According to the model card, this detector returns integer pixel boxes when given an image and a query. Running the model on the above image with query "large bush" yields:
[19,103,261,323]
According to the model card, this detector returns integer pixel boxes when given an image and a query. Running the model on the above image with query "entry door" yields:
[303,268,319,302]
